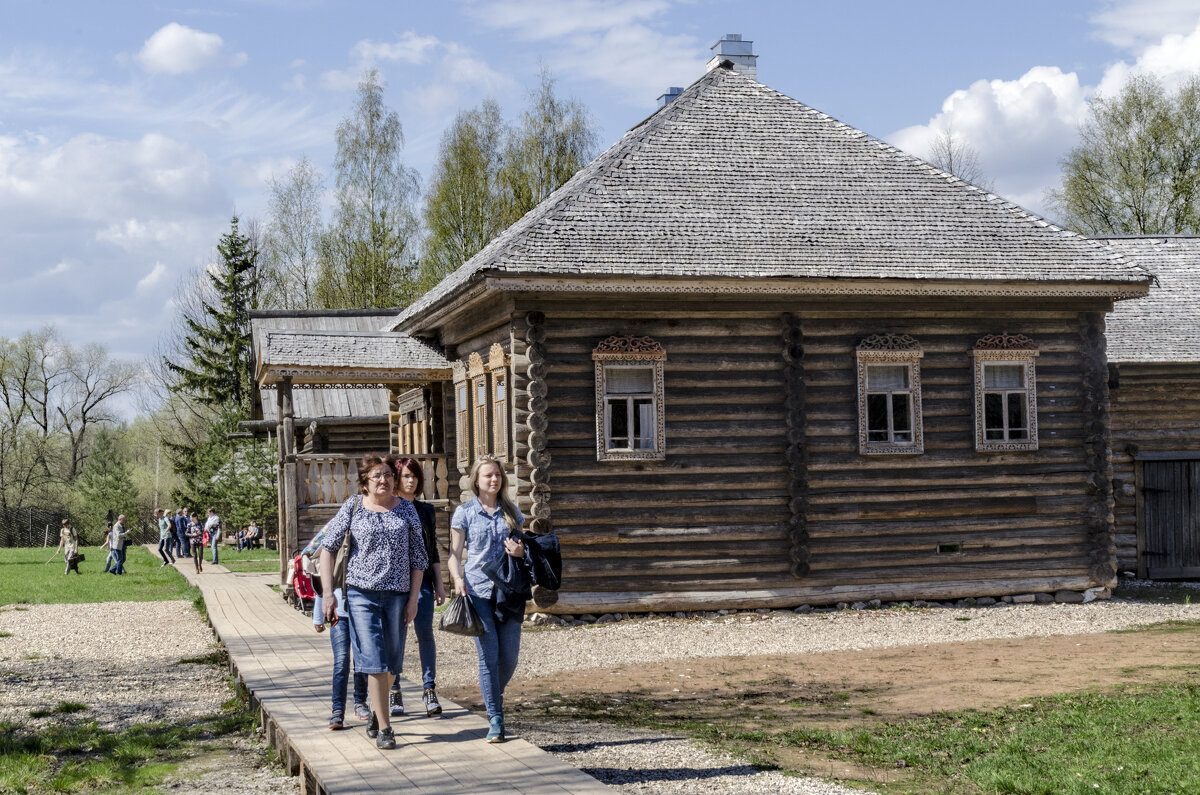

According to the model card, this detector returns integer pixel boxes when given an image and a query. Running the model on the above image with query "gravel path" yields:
[0,601,298,794]
[4,590,1198,795]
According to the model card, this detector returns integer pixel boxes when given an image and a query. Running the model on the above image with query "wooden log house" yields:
[257,38,1157,611]
[1099,237,1200,579]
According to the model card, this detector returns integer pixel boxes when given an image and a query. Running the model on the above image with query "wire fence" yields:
[0,508,160,548]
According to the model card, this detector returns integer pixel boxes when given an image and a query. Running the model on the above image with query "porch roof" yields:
[256,330,452,386]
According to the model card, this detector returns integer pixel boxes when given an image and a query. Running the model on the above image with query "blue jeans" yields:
[104,549,116,572]
[330,611,368,716]
[177,531,190,556]
[397,580,437,689]
[470,594,523,720]
[346,587,406,675]
[210,538,219,564]
[112,546,126,575]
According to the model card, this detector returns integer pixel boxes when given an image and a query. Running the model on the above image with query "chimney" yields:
[656,86,684,108]
[705,33,756,81]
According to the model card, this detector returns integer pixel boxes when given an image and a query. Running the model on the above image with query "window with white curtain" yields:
[855,334,924,455]
[592,335,667,462]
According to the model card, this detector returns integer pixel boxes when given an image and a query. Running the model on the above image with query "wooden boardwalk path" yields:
[163,551,609,794]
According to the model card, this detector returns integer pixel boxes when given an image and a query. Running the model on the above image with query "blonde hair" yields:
[467,455,521,533]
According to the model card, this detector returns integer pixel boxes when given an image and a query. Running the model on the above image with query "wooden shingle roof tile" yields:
[394,65,1148,330]
[1098,237,1200,364]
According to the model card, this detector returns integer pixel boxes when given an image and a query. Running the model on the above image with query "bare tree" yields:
[927,125,993,191]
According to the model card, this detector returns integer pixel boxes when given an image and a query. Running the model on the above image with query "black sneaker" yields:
[423,688,442,716]
[389,688,404,716]
[328,711,344,731]
[376,726,396,749]
[365,712,379,738]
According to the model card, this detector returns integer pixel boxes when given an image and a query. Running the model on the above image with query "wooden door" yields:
[1143,460,1200,578]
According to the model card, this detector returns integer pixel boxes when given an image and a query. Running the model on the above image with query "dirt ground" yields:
[479,622,1200,787]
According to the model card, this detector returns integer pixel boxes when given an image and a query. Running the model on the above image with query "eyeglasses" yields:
[367,471,394,482]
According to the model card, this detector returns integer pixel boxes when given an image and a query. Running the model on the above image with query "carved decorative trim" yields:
[972,340,1039,452]
[592,335,668,360]
[782,314,809,578]
[264,367,444,384]
[856,337,925,455]
[467,352,486,378]
[451,361,467,384]
[525,312,552,534]
[487,343,509,371]
[592,335,667,462]
[486,275,1149,300]
[857,333,922,352]
[974,333,1039,351]
[1080,312,1116,586]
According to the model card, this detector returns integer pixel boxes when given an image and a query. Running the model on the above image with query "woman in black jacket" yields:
[391,457,448,717]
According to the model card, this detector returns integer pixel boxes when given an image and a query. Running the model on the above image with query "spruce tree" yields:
[75,426,139,537]
[164,216,261,413]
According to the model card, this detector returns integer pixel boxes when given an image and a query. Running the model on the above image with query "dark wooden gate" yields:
[1143,459,1200,578]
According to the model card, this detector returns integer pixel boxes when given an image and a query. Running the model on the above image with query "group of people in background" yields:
[47,506,264,575]
[312,452,528,750]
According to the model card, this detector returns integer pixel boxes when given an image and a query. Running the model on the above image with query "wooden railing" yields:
[295,453,451,506]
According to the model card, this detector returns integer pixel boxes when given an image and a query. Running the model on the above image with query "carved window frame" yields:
[488,344,510,462]
[856,334,925,455]
[452,361,471,469]
[973,334,1039,452]
[592,335,667,462]
[468,352,489,461]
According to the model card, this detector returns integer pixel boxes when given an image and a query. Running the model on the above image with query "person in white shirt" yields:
[204,508,222,565]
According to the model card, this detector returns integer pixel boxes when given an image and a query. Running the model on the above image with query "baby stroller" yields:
[289,552,316,615]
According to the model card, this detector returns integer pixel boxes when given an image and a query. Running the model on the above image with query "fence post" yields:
[44,524,49,548]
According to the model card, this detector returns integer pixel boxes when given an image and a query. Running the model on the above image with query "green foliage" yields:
[167,411,276,531]
[163,216,261,414]
[418,69,599,289]
[315,69,420,309]
[1049,72,1200,234]
[74,427,138,534]
[498,67,599,226]
[0,681,255,793]
[420,100,508,289]
[0,546,196,606]
[735,681,1200,794]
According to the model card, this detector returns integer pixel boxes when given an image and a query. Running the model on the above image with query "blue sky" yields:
[3,0,1200,370]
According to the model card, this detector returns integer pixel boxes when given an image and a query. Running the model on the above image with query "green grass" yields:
[217,546,283,573]
[0,546,196,606]
[701,679,1200,794]
[0,693,256,793]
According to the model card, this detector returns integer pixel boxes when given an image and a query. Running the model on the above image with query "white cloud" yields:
[352,32,442,65]
[136,22,247,75]
[135,262,168,294]
[1096,19,1200,98]
[1091,0,1200,51]
[889,66,1090,213]
[470,0,671,40]
[467,0,702,106]
[283,73,307,92]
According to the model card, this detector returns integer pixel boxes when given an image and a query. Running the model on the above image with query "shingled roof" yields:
[393,64,1148,330]
[1098,237,1200,363]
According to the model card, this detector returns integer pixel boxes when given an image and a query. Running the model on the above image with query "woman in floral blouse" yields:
[319,453,428,751]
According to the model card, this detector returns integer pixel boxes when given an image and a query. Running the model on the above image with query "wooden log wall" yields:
[539,309,794,597]
[526,299,1115,613]
[1109,363,1200,574]
[301,420,389,455]
[800,308,1106,593]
